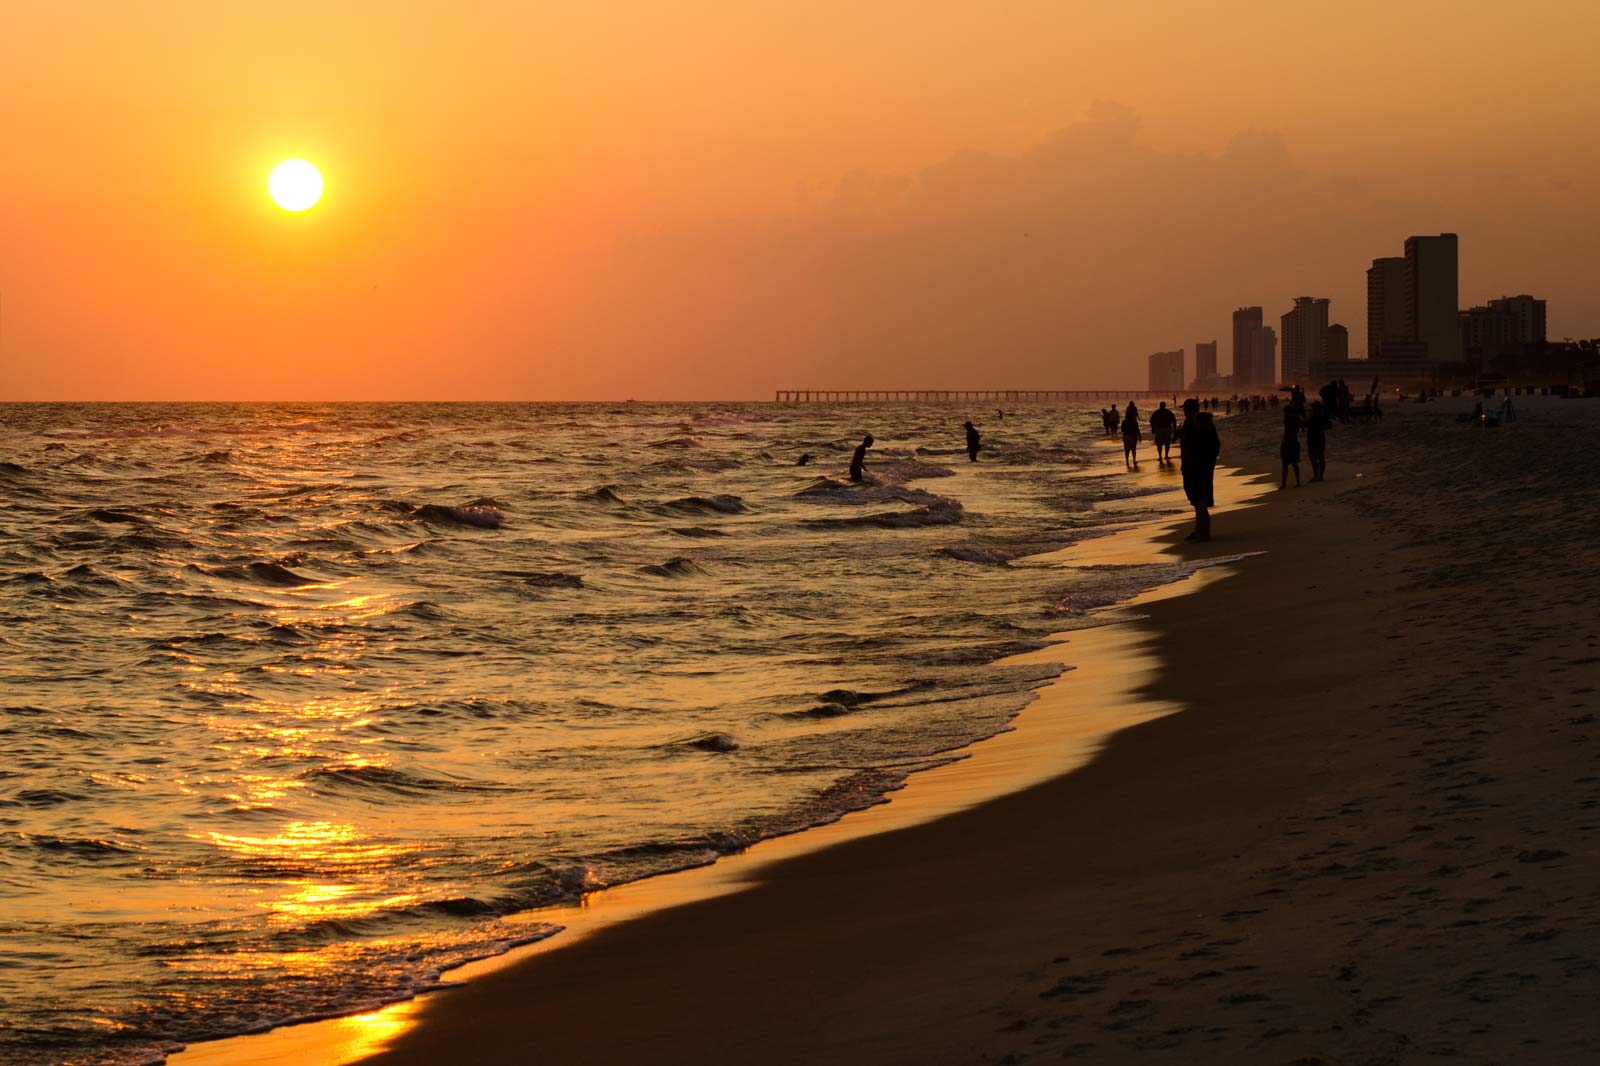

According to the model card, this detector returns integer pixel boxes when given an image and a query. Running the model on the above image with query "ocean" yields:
[0,400,1205,1065]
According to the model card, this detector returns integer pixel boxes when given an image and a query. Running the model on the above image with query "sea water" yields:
[0,401,1202,1065]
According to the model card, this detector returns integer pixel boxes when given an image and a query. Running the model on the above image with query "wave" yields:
[511,571,584,589]
[638,556,705,577]
[43,424,203,440]
[650,457,743,473]
[588,486,626,504]
[298,764,510,796]
[869,457,957,481]
[6,832,143,861]
[412,503,504,529]
[669,526,728,538]
[647,435,703,448]
[780,701,856,719]
[656,494,746,515]
[395,600,449,620]
[690,411,770,425]
[680,732,739,753]
[85,508,145,524]
[193,561,322,587]
[5,787,90,808]
[940,546,1017,565]
[806,501,963,529]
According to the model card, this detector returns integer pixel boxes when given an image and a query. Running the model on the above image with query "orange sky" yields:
[2,1,1597,400]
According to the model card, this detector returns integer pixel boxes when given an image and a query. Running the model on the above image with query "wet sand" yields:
[177,400,1600,1065]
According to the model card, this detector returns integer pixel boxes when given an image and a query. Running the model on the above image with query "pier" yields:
[772,389,1179,403]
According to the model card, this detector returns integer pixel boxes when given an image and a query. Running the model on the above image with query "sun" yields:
[268,159,324,212]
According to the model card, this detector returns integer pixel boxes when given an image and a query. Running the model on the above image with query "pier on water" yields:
[772,389,1179,403]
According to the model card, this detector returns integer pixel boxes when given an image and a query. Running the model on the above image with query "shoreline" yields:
[171,442,1273,1066]
[169,400,1600,1064]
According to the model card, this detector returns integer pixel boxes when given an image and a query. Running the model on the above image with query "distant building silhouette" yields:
[1195,340,1218,382]
[1257,326,1278,386]
[1325,323,1349,361]
[1279,296,1330,386]
[1232,308,1277,388]
[1148,348,1185,392]
[1460,294,1548,373]
[1403,233,1461,363]
[1312,344,1438,389]
[1366,256,1408,358]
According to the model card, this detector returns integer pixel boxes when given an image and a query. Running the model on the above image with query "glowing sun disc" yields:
[269,159,324,212]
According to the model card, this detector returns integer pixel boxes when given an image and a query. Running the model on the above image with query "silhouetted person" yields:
[1502,395,1516,423]
[964,421,981,462]
[1280,403,1303,488]
[796,452,813,466]
[1306,400,1332,482]
[1108,406,1121,436]
[849,433,873,481]
[1177,398,1220,542]
[1121,407,1142,467]
[996,408,1004,421]
[1149,401,1177,462]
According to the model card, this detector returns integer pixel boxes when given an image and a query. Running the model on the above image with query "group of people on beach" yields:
[841,397,1225,542]
[1102,400,1181,468]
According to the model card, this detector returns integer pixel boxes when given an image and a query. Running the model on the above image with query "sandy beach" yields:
[177,399,1600,1065]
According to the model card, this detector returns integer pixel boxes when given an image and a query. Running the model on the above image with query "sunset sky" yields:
[2,1,1597,400]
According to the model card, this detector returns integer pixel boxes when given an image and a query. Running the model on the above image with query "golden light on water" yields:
[205,820,416,925]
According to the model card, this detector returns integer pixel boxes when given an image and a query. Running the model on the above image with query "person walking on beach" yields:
[849,433,874,482]
[1177,398,1220,542]
[1121,404,1142,467]
[964,421,981,462]
[1305,400,1332,482]
[1149,401,1177,463]
[1280,402,1303,488]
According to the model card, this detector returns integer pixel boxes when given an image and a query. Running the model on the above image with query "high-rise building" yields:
[1403,233,1461,362]
[1195,340,1218,382]
[1279,296,1330,386]
[1325,323,1349,362]
[1232,307,1263,387]
[1147,349,1185,393]
[1459,294,1547,372]
[1367,256,1407,357]
[1255,326,1278,387]
[1489,294,1547,347]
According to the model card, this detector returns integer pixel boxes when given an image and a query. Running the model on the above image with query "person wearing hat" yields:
[1176,398,1220,541]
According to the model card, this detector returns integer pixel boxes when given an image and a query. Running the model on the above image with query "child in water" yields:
[849,433,874,481]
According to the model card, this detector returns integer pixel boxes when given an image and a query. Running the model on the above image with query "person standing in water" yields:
[849,433,874,482]
[1305,400,1332,482]
[1279,402,1303,488]
[1149,401,1177,463]
[1120,406,1142,467]
[964,421,981,462]
[1177,398,1220,542]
